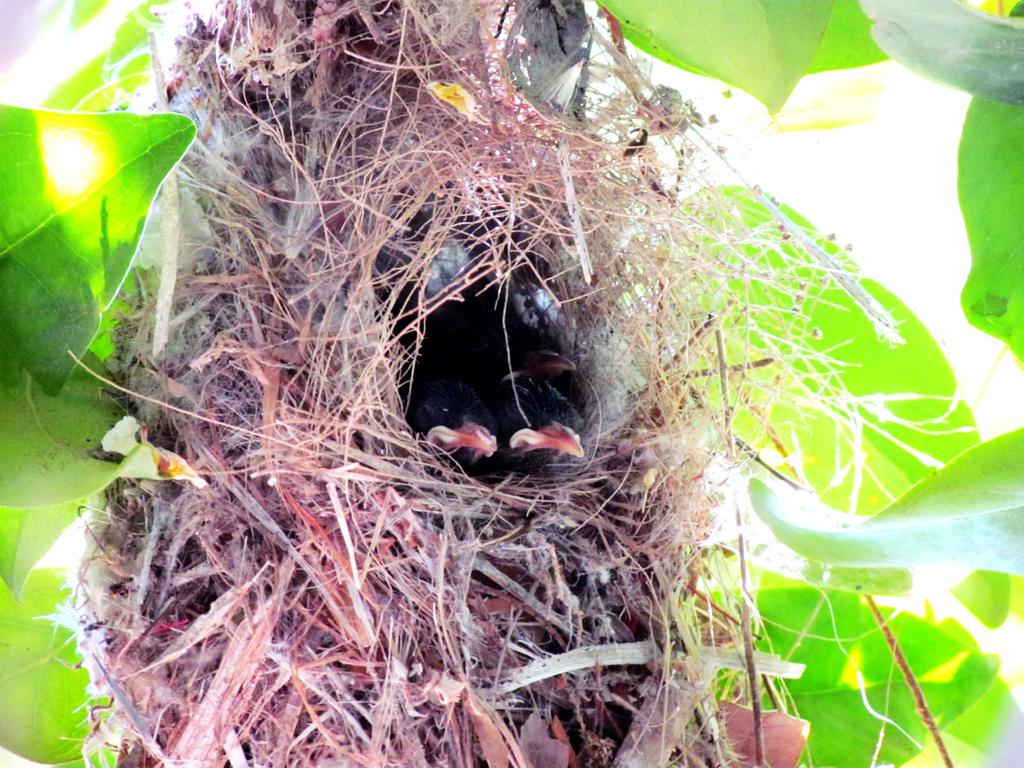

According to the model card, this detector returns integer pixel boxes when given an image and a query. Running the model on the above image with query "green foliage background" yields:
[2,0,1024,765]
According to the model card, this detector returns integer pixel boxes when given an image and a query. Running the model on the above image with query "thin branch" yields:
[717,328,765,767]
[472,557,573,637]
[865,596,954,768]
[734,437,809,492]
[683,356,775,380]
[754,192,902,345]
[558,135,593,284]
[689,128,902,345]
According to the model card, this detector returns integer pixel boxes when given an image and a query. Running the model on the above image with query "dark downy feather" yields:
[386,206,583,475]
[408,380,497,468]
[485,377,583,474]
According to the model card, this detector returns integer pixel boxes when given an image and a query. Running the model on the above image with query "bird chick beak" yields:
[509,423,584,458]
[502,351,577,382]
[426,424,498,460]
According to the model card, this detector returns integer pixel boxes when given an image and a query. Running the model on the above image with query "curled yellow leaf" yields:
[426,81,487,124]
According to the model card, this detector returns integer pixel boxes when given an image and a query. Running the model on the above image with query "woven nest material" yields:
[79,1,761,766]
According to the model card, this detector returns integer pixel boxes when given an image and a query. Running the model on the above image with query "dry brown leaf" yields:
[721,701,809,768]
[549,717,579,768]
[425,673,465,707]
[519,713,570,768]
[465,690,511,768]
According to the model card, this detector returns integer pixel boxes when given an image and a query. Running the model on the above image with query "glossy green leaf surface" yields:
[758,583,998,766]
[599,0,833,112]
[0,501,80,599]
[749,427,1024,573]
[0,360,122,509]
[720,189,977,517]
[952,570,1011,629]
[0,569,91,763]
[861,0,1024,104]
[808,0,887,72]
[0,105,194,391]
[958,97,1024,362]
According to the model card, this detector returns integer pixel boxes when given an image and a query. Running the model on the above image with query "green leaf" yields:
[720,189,978,517]
[749,428,1024,573]
[70,0,109,29]
[860,0,1024,104]
[958,97,1024,362]
[946,678,1024,754]
[0,569,91,764]
[952,570,1011,629]
[598,0,834,112]
[46,2,167,111]
[856,427,1024,521]
[0,360,123,509]
[758,584,998,766]
[0,105,195,392]
[807,0,887,72]
[752,542,913,595]
[756,552,913,596]
[1007,575,1024,621]
[0,501,80,599]
[43,52,109,111]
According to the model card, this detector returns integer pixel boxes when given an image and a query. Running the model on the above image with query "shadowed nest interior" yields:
[77,1,769,765]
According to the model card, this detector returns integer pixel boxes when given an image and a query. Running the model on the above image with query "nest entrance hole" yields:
[379,197,593,480]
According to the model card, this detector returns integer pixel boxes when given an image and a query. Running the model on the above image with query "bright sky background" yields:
[2,4,1024,767]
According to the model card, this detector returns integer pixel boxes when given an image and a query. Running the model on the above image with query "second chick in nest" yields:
[486,376,584,474]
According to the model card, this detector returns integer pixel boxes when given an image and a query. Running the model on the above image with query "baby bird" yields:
[408,380,498,469]
[488,377,583,473]
[502,350,575,384]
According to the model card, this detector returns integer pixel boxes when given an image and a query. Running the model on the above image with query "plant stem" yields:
[865,596,954,768]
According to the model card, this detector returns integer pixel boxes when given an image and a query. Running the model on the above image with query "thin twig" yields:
[717,328,765,767]
[689,128,902,345]
[734,437,809,492]
[88,655,166,760]
[865,596,954,768]
[473,558,572,636]
[558,135,593,284]
[600,8,627,55]
[683,357,775,380]
[666,313,716,370]
[755,192,902,345]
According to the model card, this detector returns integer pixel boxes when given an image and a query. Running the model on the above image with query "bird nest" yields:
[79,1,767,765]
